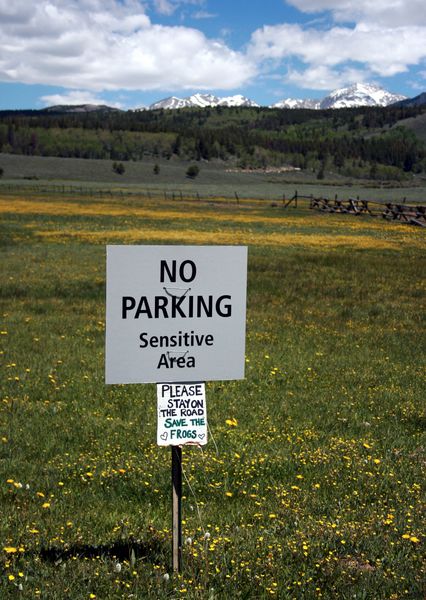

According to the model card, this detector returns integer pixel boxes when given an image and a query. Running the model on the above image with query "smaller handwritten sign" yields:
[157,383,207,446]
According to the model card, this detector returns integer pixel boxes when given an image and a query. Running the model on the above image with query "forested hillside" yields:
[1,104,425,181]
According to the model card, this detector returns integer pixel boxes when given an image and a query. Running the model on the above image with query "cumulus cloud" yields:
[250,23,426,77]
[251,2,426,90]
[286,0,426,27]
[0,0,255,92]
[286,65,370,91]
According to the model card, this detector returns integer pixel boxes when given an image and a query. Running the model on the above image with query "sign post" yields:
[171,445,182,572]
[105,245,247,572]
[157,381,207,572]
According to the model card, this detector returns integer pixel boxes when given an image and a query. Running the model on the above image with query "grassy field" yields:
[2,153,426,204]
[0,190,425,599]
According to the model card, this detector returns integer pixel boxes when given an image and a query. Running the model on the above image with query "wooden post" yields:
[171,446,182,573]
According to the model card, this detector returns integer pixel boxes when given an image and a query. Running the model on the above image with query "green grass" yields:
[0,193,425,599]
[1,152,426,204]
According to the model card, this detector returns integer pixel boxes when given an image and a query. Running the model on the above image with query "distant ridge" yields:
[43,104,121,114]
[37,84,423,114]
[149,93,259,110]
[150,84,407,111]
[393,92,426,108]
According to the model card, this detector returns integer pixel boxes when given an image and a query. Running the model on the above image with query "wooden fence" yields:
[285,192,426,228]
[1,182,425,227]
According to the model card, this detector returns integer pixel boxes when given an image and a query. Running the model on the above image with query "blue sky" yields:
[0,0,425,110]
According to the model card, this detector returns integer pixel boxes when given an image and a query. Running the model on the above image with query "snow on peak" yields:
[218,95,259,107]
[320,83,407,109]
[149,96,191,109]
[147,84,407,111]
[149,93,258,110]
[188,93,220,107]
[271,98,320,109]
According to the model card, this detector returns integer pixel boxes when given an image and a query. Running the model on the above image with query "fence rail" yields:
[287,191,426,227]
[1,182,425,227]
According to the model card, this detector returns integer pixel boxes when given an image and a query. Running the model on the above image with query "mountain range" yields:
[272,83,407,110]
[42,84,426,114]
[148,93,259,110]
[147,84,407,111]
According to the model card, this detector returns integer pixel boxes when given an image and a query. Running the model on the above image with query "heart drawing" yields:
[198,434,206,440]
[160,432,168,441]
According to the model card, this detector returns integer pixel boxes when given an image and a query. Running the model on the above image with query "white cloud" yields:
[286,0,426,27]
[193,11,217,19]
[39,90,124,108]
[249,21,426,88]
[287,65,370,90]
[153,0,176,16]
[151,0,205,17]
[0,0,255,92]
[252,0,426,92]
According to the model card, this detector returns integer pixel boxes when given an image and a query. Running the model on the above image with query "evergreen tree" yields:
[186,164,199,179]
[112,161,125,175]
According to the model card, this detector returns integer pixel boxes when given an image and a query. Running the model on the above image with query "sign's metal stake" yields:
[172,446,183,573]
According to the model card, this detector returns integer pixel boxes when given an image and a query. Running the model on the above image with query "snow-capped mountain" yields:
[190,93,220,107]
[271,98,320,109]
[149,93,258,110]
[217,94,259,107]
[272,84,407,111]
[319,83,407,109]
[147,84,406,111]
[41,84,413,114]
[149,96,194,110]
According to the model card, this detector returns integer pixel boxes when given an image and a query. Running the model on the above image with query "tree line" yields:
[0,104,425,180]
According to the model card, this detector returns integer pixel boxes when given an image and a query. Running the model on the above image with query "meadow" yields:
[2,152,426,204]
[0,189,425,599]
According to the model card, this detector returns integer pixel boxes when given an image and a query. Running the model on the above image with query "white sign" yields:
[157,382,207,446]
[106,245,247,384]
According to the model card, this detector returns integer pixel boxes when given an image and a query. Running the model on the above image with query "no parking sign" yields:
[105,245,247,383]
[105,244,247,572]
